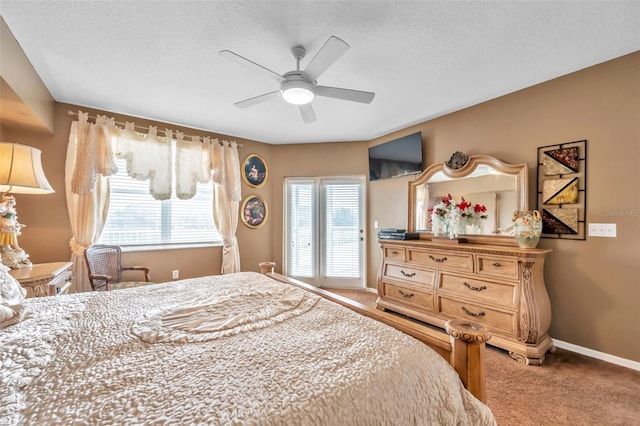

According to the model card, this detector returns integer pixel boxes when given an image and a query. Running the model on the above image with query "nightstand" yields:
[9,262,73,297]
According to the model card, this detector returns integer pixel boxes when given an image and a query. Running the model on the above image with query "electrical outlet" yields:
[588,223,617,238]
[172,270,179,279]
[374,220,379,229]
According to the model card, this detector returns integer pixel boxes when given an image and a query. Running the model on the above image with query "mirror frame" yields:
[408,154,528,246]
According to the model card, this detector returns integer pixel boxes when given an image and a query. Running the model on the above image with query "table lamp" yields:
[0,142,54,268]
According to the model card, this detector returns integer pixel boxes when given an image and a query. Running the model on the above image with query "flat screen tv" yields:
[368,131,423,181]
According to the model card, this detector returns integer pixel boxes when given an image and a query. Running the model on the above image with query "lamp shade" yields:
[0,142,54,194]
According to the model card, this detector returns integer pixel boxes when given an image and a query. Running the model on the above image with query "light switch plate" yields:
[588,223,617,238]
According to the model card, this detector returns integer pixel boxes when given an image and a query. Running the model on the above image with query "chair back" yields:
[84,245,123,290]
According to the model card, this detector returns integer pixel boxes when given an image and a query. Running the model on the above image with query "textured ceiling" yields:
[1,1,638,144]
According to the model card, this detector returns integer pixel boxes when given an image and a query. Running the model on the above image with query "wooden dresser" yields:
[9,262,73,298]
[377,240,552,365]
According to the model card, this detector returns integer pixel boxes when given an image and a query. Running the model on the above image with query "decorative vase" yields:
[445,220,459,239]
[437,222,451,238]
[512,210,543,249]
[444,222,454,239]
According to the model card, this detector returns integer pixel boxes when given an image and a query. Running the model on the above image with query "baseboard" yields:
[365,287,378,294]
[552,338,640,372]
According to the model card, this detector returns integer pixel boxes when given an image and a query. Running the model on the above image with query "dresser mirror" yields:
[408,152,528,244]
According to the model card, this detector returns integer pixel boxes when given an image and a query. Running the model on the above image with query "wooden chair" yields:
[84,244,152,291]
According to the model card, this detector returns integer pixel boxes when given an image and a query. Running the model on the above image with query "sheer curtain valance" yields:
[70,114,241,201]
[66,111,242,292]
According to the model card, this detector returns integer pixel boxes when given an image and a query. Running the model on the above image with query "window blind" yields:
[286,180,315,277]
[99,157,221,246]
[322,182,361,278]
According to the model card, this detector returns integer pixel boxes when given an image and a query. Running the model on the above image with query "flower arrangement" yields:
[428,194,488,238]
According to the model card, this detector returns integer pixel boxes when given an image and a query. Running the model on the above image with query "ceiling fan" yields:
[219,36,375,123]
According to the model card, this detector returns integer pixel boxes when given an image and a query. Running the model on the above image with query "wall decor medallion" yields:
[241,195,268,229]
[536,140,587,240]
[241,154,268,188]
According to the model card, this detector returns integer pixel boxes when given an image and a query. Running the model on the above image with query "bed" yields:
[1,269,496,425]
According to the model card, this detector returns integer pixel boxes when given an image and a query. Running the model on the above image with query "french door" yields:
[284,176,365,289]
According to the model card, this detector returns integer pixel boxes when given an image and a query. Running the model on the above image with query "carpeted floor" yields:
[485,345,640,425]
[328,289,640,426]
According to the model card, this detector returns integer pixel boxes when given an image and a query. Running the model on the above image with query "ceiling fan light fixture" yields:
[280,80,315,105]
[221,36,375,119]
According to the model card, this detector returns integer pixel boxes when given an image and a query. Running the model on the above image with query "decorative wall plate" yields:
[241,195,268,229]
[242,154,268,188]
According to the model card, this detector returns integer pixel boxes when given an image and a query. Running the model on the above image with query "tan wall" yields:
[1,52,637,362]
[365,52,640,361]
[267,141,369,273]
[236,142,275,273]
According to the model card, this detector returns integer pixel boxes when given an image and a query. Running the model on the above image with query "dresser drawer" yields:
[382,245,405,262]
[382,282,433,312]
[476,255,519,280]
[407,248,473,272]
[438,273,517,307]
[437,296,516,335]
[383,263,434,289]
[49,270,72,286]
[50,270,73,295]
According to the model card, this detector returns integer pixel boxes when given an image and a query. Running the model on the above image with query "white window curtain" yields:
[66,111,243,292]
[65,112,118,293]
[213,141,242,273]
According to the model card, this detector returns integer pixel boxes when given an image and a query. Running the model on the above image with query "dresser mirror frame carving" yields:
[408,152,528,246]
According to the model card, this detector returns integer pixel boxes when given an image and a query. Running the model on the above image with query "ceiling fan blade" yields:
[316,86,375,104]
[299,103,316,123]
[303,36,350,80]
[219,50,285,83]
[234,91,280,109]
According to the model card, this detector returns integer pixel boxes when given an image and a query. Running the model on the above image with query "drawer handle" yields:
[398,289,414,298]
[400,270,416,278]
[463,282,487,292]
[391,250,400,254]
[492,262,501,267]
[461,307,485,318]
[429,255,448,263]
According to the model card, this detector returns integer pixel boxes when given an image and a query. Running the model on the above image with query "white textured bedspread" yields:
[1,272,496,425]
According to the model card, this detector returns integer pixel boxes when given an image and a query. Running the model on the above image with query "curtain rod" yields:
[67,110,242,147]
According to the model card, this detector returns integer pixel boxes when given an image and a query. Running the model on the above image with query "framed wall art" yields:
[536,140,587,240]
[241,195,268,229]
[242,153,268,188]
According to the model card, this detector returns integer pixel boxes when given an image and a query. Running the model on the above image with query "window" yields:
[98,156,221,248]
